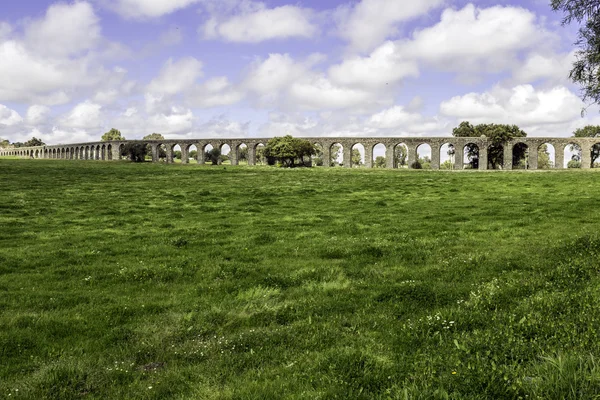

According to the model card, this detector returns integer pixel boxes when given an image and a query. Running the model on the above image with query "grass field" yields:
[2,160,600,399]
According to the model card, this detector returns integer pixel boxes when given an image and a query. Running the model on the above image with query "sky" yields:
[0,0,598,147]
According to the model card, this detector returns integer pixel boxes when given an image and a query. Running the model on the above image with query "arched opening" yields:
[89,145,95,160]
[100,145,105,161]
[118,144,125,160]
[440,143,455,170]
[95,146,100,160]
[565,143,582,168]
[373,143,386,168]
[351,143,365,167]
[220,144,231,165]
[255,143,266,165]
[415,144,432,169]
[512,143,529,169]
[330,143,343,167]
[464,143,479,169]
[35,150,39,159]
[311,143,323,166]
[53,149,57,159]
[394,143,408,168]
[65,148,70,160]
[107,144,113,161]
[173,144,182,163]
[538,143,555,169]
[488,142,504,169]
[203,144,218,165]
[187,144,199,164]
[236,143,247,165]
[592,142,600,168]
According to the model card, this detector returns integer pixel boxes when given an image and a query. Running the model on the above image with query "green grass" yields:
[2,160,600,399]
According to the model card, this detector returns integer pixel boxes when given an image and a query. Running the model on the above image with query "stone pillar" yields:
[454,145,463,170]
[555,147,564,169]
[581,144,592,169]
[430,144,440,170]
[151,144,159,163]
[181,146,189,164]
[406,144,417,169]
[166,146,174,164]
[343,146,352,168]
[365,145,373,168]
[322,145,331,167]
[385,145,394,169]
[111,145,121,161]
[479,145,488,170]
[503,143,513,170]
[230,145,238,166]
[528,146,539,170]
[247,146,256,166]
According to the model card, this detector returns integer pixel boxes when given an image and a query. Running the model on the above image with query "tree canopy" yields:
[573,125,600,165]
[452,121,528,169]
[101,128,125,141]
[143,133,166,160]
[24,137,45,147]
[551,0,600,110]
[263,135,316,167]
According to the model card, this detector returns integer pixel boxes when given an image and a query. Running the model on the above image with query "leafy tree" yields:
[441,160,454,170]
[263,135,316,167]
[24,137,45,147]
[143,133,166,160]
[551,1,600,110]
[102,128,125,141]
[394,144,407,167]
[538,144,553,169]
[375,156,386,168]
[174,150,182,160]
[205,148,221,165]
[351,148,363,167]
[568,159,582,168]
[573,125,600,166]
[121,143,147,162]
[189,150,198,160]
[256,146,267,165]
[238,146,248,163]
[452,121,527,169]
[0,138,9,148]
[330,144,341,166]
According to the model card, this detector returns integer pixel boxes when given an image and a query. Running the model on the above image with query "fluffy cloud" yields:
[25,2,100,57]
[513,51,576,84]
[399,4,556,78]
[186,77,245,108]
[148,107,195,136]
[202,3,317,42]
[0,104,23,126]
[106,0,200,19]
[440,84,584,129]
[147,57,203,96]
[58,101,103,130]
[26,105,51,125]
[335,0,443,53]
[328,41,419,88]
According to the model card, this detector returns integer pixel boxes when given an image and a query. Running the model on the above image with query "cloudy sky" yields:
[0,0,597,145]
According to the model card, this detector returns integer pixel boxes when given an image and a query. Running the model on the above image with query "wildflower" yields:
[452,371,457,375]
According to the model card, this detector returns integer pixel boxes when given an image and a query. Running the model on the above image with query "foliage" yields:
[374,156,386,168]
[143,133,166,160]
[573,125,600,166]
[24,137,45,147]
[441,160,454,169]
[568,159,583,168]
[394,144,408,167]
[101,128,125,141]
[538,144,553,169]
[351,148,363,167]
[551,0,600,110]
[238,146,248,162]
[121,143,148,162]
[205,148,221,165]
[263,135,316,167]
[5,162,600,398]
[0,138,9,148]
[452,121,528,169]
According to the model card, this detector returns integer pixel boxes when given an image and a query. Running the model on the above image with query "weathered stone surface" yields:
[2,137,599,170]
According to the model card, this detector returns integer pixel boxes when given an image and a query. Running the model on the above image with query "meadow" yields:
[2,159,600,399]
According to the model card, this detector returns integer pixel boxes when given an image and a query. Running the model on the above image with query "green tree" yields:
[0,138,9,148]
[394,145,407,167]
[452,121,527,169]
[143,133,166,160]
[441,160,454,170]
[24,137,45,147]
[238,146,248,163]
[538,144,553,169]
[121,143,147,162]
[205,148,221,165]
[263,135,316,167]
[351,148,363,167]
[101,128,125,141]
[573,125,600,167]
[374,156,386,168]
[330,144,341,166]
[551,1,600,110]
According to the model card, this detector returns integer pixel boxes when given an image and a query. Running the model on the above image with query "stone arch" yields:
[94,145,100,160]
[118,144,125,161]
[220,143,231,165]
[439,142,456,170]
[372,143,386,168]
[65,148,70,160]
[171,143,182,163]
[107,144,113,161]
[513,142,529,169]
[464,143,479,169]
[330,142,343,167]
[537,143,555,169]
[416,143,432,169]
[186,143,199,164]
[351,143,365,167]
[235,143,247,165]
[311,142,324,166]
[254,142,266,165]
[565,142,582,168]
[394,143,409,168]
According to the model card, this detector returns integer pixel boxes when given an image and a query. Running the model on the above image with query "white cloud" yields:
[147,57,203,96]
[148,107,195,135]
[59,101,103,130]
[107,0,200,19]
[513,51,575,84]
[26,105,51,125]
[440,84,584,129]
[328,41,419,88]
[399,4,556,78]
[335,0,443,53]
[25,2,100,57]
[186,77,245,108]
[0,22,12,40]
[202,4,317,42]
[0,104,23,126]
[290,76,381,111]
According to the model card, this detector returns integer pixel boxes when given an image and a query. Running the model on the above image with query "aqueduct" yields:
[1,137,600,170]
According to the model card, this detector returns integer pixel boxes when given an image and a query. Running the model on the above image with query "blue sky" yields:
[0,0,596,146]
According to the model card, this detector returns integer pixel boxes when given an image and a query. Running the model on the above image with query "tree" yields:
[451,121,527,169]
[263,135,316,167]
[330,144,341,166]
[394,145,408,167]
[121,143,147,162]
[205,148,221,165]
[24,137,45,147]
[351,148,363,167]
[143,133,166,160]
[538,144,553,169]
[551,1,600,110]
[238,146,248,163]
[573,125,600,166]
[102,128,125,141]
[0,138,9,148]
[374,156,386,168]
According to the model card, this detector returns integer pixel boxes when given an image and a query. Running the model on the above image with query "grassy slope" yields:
[1,160,600,399]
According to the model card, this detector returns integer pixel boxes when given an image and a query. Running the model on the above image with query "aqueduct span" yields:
[2,137,600,170]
